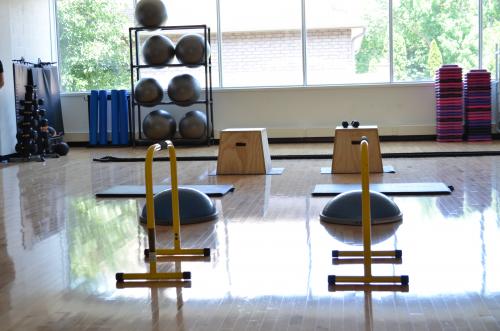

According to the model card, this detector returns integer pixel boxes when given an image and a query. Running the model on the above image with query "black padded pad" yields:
[96,184,235,198]
[320,165,396,174]
[208,167,285,176]
[312,182,452,196]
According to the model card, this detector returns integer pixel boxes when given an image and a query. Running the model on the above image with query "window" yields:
[392,0,478,82]
[307,0,389,84]
[483,0,500,75]
[57,0,133,92]
[56,0,495,91]
[219,0,303,87]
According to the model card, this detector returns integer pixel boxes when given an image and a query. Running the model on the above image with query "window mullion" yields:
[301,0,307,86]
[389,0,394,83]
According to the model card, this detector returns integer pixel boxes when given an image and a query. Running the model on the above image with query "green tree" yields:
[393,33,408,80]
[483,0,500,73]
[355,20,387,74]
[356,0,478,81]
[427,39,443,77]
[57,0,130,92]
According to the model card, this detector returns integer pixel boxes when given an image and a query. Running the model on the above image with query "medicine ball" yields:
[134,78,164,107]
[142,35,175,66]
[142,109,177,140]
[175,34,210,66]
[135,0,167,28]
[54,142,70,156]
[179,110,207,139]
[167,74,201,107]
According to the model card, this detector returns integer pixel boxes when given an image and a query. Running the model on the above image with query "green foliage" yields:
[355,21,387,73]
[393,34,408,80]
[57,0,130,92]
[427,39,443,77]
[357,0,479,81]
[483,0,500,73]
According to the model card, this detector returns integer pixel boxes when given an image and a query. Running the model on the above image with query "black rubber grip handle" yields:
[158,140,170,150]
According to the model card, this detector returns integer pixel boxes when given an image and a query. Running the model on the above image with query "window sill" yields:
[60,81,436,97]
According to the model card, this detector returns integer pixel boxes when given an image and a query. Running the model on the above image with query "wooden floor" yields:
[1,141,500,331]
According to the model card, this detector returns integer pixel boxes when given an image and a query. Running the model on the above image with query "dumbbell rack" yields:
[12,84,59,162]
[128,24,214,146]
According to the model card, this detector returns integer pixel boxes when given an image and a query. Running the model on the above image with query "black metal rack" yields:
[128,24,214,146]
[10,61,62,162]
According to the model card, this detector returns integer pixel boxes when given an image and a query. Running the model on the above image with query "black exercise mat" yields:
[208,167,284,176]
[320,165,395,174]
[93,155,217,162]
[93,151,500,163]
[96,184,235,198]
[312,182,453,196]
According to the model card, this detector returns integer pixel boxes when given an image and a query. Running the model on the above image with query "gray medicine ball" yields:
[167,74,201,107]
[175,34,210,66]
[142,109,176,140]
[135,0,167,28]
[134,78,164,107]
[142,35,175,66]
[179,110,207,139]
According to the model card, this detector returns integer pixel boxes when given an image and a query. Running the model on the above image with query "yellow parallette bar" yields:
[156,248,209,256]
[333,275,404,284]
[335,250,400,257]
[121,272,189,281]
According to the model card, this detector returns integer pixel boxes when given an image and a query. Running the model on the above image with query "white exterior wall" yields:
[0,2,16,156]
[61,83,438,142]
[0,0,56,156]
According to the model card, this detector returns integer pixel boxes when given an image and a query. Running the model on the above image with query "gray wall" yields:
[61,83,437,142]
[0,1,16,155]
[0,0,56,155]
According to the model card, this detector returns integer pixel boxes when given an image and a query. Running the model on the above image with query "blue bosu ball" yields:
[140,187,218,225]
[320,190,402,225]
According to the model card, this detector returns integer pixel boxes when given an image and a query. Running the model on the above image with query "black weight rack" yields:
[11,69,61,162]
[128,24,214,146]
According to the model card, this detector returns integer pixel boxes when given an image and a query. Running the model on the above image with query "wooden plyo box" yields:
[332,125,383,173]
[217,128,272,175]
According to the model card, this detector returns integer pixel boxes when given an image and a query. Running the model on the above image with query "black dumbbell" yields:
[15,143,26,153]
[351,120,360,128]
[341,121,349,128]
[48,126,57,137]
[29,143,38,154]
[39,118,49,127]
[16,129,37,140]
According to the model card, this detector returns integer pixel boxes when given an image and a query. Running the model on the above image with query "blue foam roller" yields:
[118,90,129,145]
[89,90,99,145]
[98,90,108,145]
[111,90,120,145]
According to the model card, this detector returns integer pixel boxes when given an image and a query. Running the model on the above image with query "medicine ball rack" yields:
[128,25,214,146]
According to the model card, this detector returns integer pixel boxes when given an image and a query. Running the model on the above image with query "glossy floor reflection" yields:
[1,145,500,330]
